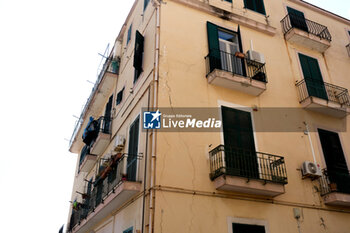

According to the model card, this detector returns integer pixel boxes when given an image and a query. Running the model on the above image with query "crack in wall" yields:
[188,194,195,233]
[179,134,196,189]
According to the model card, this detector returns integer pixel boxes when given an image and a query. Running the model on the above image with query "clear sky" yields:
[0,1,349,233]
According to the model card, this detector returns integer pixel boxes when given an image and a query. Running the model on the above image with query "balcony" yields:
[296,79,350,118]
[281,14,331,52]
[78,145,96,173]
[68,154,142,233]
[205,50,267,96]
[82,116,112,155]
[69,57,119,154]
[209,145,287,197]
[347,44,350,57]
[319,169,350,207]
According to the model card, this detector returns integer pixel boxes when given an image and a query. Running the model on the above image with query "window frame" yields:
[206,22,245,76]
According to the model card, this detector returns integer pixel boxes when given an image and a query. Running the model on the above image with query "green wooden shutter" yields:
[244,0,254,11]
[255,0,266,15]
[237,25,246,77]
[298,54,328,100]
[207,22,221,72]
[287,7,308,32]
[318,129,350,194]
[127,117,139,181]
[244,0,265,15]
[221,107,258,179]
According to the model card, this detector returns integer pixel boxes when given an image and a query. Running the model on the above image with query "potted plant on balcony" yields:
[235,51,245,59]
[111,153,123,167]
[72,200,82,211]
[121,174,128,181]
[329,183,337,192]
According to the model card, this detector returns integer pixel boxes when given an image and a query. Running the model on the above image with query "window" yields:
[218,30,243,75]
[133,30,144,83]
[244,0,266,15]
[116,87,124,105]
[206,22,244,76]
[127,24,132,45]
[127,117,139,181]
[123,227,133,233]
[144,0,150,11]
[102,95,113,133]
[298,53,327,100]
[232,223,266,233]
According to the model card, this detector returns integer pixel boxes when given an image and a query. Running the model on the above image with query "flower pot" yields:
[329,183,337,191]
[235,52,245,59]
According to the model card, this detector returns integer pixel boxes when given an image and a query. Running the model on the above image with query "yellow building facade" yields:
[66,1,350,233]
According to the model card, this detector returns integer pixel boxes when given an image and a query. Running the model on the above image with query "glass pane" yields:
[218,30,238,44]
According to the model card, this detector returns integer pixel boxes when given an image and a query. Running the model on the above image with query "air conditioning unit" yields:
[247,50,265,64]
[114,135,125,151]
[301,161,322,178]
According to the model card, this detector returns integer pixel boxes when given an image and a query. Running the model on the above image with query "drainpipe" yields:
[149,1,160,233]
[304,122,317,164]
[141,87,150,233]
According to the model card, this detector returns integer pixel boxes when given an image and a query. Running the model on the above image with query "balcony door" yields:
[318,129,350,194]
[299,54,328,100]
[287,7,308,32]
[127,117,139,181]
[221,106,258,179]
[218,30,243,76]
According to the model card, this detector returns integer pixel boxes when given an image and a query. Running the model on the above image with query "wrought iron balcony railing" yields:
[209,145,287,184]
[281,13,331,41]
[347,44,350,57]
[205,49,267,83]
[319,169,350,196]
[67,153,142,233]
[296,79,350,106]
